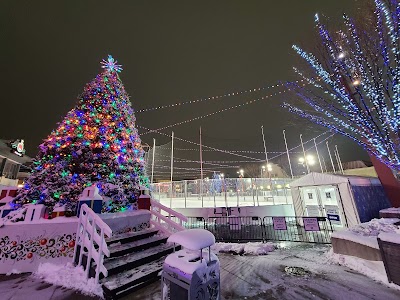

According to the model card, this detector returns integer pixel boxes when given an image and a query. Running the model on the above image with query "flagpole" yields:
[322,156,328,173]
[283,130,294,178]
[200,127,204,207]
[335,145,344,174]
[300,134,310,173]
[151,138,156,184]
[262,126,273,205]
[314,138,323,173]
[326,141,336,173]
[170,131,174,210]
[261,126,270,174]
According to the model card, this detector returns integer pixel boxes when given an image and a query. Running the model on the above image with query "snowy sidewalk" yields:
[2,243,400,300]
[0,273,94,300]
[125,243,400,300]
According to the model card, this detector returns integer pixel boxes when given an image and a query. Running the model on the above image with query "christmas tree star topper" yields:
[101,55,123,73]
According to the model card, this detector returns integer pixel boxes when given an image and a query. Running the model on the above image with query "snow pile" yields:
[380,207,400,213]
[332,218,400,249]
[168,229,215,250]
[6,269,22,275]
[349,218,400,236]
[327,249,400,291]
[0,206,27,227]
[34,262,103,298]
[211,242,275,255]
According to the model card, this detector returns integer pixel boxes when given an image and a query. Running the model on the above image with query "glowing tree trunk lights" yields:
[284,0,400,173]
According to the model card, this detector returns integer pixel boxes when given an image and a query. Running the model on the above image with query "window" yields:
[308,193,313,199]
[326,192,331,199]
[2,161,20,179]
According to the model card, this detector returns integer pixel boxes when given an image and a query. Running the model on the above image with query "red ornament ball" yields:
[27,252,33,259]
[12,241,17,246]
[40,239,47,246]
[61,246,65,252]
[68,240,75,248]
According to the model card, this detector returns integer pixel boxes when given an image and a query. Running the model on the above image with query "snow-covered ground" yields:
[128,242,400,300]
[327,249,400,291]
[212,242,276,255]
[2,242,400,300]
[34,263,103,298]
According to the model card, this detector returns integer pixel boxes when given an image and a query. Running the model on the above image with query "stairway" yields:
[93,227,178,299]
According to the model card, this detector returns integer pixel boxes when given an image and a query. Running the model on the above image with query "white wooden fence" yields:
[150,199,187,235]
[73,204,112,283]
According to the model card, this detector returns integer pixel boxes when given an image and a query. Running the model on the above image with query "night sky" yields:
[1,1,364,178]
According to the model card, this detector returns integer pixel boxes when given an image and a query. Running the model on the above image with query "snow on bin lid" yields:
[167,229,215,250]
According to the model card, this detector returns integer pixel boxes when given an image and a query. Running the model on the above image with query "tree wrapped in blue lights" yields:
[209,172,222,194]
[284,0,400,172]
[14,55,149,213]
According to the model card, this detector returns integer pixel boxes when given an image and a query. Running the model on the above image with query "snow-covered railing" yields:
[73,204,112,283]
[150,199,187,235]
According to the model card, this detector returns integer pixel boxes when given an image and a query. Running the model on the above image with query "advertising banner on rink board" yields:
[272,217,287,230]
[303,217,320,231]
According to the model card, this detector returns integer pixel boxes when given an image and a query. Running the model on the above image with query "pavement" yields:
[1,243,400,300]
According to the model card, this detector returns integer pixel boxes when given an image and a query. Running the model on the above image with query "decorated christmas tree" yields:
[14,55,148,213]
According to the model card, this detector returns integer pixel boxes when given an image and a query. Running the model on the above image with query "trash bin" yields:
[161,229,220,300]
[138,194,151,210]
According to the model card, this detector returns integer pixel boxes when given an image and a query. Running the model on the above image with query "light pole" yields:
[298,155,315,174]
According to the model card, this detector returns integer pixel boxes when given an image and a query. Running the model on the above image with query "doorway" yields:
[300,185,344,227]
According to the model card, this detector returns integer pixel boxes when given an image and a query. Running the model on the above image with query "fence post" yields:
[184,180,187,208]
[236,178,239,207]
[256,179,259,206]
[251,178,255,206]
[224,178,228,208]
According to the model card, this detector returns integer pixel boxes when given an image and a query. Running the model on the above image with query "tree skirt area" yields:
[1,242,400,300]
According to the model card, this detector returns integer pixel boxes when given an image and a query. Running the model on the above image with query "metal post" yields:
[262,125,274,203]
[199,127,204,207]
[251,178,255,206]
[170,132,174,210]
[314,138,323,173]
[236,178,240,207]
[335,145,345,174]
[213,179,216,208]
[224,178,228,208]
[322,156,328,173]
[283,130,294,178]
[333,147,341,174]
[326,141,336,173]
[256,179,259,206]
[151,138,156,184]
[300,134,310,173]
[184,180,187,208]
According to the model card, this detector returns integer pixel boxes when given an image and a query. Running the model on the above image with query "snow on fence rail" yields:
[150,199,187,235]
[73,204,112,283]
